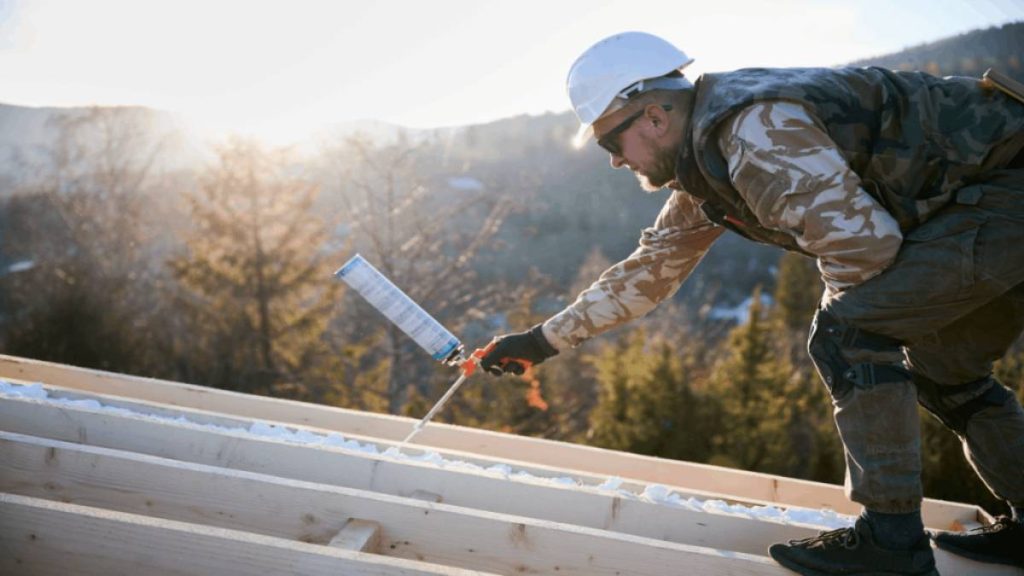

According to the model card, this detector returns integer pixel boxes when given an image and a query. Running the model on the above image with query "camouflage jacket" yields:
[543,67,1024,350]
[679,67,1024,243]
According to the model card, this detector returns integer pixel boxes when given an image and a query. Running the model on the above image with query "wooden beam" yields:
[0,354,984,528]
[329,519,383,553]
[0,398,817,556]
[0,492,495,576]
[18,379,718,504]
[4,433,1015,576]
[0,435,794,576]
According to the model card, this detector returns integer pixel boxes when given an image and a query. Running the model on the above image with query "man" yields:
[479,31,1024,575]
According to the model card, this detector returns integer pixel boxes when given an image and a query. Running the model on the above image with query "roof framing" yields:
[0,354,985,527]
[1,354,1018,575]
[0,431,787,575]
[1,493,494,576]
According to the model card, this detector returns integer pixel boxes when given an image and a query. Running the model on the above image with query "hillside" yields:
[849,21,1023,80]
[1,21,1021,313]
[2,21,1021,318]
[3,23,1023,517]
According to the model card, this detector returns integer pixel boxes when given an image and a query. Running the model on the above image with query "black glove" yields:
[479,324,559,376]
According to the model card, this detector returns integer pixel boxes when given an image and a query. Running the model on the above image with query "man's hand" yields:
[479,324,559,376]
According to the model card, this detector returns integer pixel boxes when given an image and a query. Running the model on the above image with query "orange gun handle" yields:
[498,357,533,375]
[462,342,495,377]
[462,341,533,377]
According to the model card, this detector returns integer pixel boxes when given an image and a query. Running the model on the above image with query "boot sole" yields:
[932,539,1024,568]
[769,548,939,576]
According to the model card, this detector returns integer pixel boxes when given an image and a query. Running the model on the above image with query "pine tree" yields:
[773,252,821,333]
[707,287,810,475]
[532,247,614,442]
[769,253,844,483]
[587,327,718,461]
[1,108,171,375]
[445,268,559,437]
[169,138,341,400]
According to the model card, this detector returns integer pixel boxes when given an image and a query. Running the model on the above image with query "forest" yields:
[1,22,1022,514]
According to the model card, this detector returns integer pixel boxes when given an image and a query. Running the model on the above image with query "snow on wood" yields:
[0,432,794,576]
[1,378,857,527]
[0,353,985,528]
[0,355,1019,576]
[3,389,1020,575]
[0,391,844,556]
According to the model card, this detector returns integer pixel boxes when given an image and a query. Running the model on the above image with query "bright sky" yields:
[1,0,1022,144]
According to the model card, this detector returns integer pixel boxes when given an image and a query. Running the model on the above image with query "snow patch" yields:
[446,176,484,191]
[0,380,853,529]
[5,260,36,274]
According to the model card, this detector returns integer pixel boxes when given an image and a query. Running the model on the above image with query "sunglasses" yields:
[596,104,673,156]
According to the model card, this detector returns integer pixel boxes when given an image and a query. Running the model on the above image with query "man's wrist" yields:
[529,323,560,357]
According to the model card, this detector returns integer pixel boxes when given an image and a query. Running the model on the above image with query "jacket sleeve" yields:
[720,101,903,294]
[541,191,723,350]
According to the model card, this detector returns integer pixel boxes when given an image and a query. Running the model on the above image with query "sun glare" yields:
[2,0,1021,146]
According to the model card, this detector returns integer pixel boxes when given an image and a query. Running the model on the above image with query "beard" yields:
[634,142,679,193]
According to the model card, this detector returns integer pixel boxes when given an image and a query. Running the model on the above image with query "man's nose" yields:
[610,153,626,169]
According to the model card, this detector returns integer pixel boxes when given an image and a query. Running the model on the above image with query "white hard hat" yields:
[567,31,694,147]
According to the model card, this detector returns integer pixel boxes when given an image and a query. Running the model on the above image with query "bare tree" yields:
[321,133,512,414]
[0,107,172,373]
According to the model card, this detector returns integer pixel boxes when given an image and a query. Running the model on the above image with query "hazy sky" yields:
[1,0,1021,143]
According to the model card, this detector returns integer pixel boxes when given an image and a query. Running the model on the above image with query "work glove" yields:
[479,324,559,376]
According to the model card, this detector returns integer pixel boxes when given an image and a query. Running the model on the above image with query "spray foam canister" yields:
[334,254,463,364]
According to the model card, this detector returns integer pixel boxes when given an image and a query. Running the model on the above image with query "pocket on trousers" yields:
[901,212,985,301]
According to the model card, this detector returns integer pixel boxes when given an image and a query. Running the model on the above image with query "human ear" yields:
[645,104,669,134]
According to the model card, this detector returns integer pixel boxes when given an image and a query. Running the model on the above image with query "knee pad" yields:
[914,374,1016,435]
[808,310,909,399]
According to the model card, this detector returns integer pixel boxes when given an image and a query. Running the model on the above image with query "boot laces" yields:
[972,516,1016,535]
[788,526,860,550]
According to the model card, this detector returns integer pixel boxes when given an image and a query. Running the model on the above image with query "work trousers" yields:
[811,169,1024,514]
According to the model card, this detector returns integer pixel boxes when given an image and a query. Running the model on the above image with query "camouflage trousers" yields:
[810,169,1024,514]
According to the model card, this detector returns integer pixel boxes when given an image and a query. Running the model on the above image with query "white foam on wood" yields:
[0,380,854,529]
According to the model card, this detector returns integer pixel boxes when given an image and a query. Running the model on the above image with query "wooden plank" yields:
[0,436,792,576]
[409,490,444,503]
[5,434,1018,576]
[329,519,382,553]
[0,492,494,576]
[0,396,826,556]
[0,353,984,528]
[17,378,798,509]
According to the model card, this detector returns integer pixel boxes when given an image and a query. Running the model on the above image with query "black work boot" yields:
[768,518,938,575]
[932,516,1024,567]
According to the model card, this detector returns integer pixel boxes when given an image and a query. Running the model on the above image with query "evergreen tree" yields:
[707,288,811,475]
[169,138,342,400]
[534,247,614,442]
[0,108,171,375]
[446,268,559,437]
[773,252,821,333]
[769,253,844,483]
[587,328,718,462]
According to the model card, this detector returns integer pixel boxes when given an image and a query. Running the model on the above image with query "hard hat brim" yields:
[573,123,595,149]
